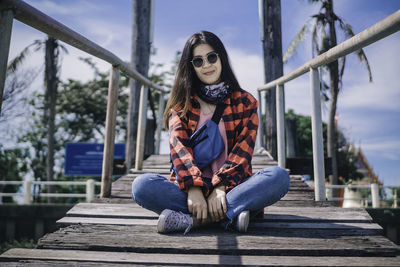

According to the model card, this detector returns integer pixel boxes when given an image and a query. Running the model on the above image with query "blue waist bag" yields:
[171,104,225,176]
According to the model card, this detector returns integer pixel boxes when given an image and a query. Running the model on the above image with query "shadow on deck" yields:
[1,154,400,266]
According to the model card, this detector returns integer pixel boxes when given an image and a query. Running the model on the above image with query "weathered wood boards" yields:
[64,203,372,222]
[34,224,397,257]
[2,248,400,266]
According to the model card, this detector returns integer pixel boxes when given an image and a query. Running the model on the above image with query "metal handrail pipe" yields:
[32,181,87,186]
[0,181,23,185]
[328,197,371,201]
[33,193,87,198]
[258,10,400,91]
[1,0,168,94]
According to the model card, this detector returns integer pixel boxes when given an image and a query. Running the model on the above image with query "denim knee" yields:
[259,166,290,191]
[131,173,155,202]
[270,166,290,191]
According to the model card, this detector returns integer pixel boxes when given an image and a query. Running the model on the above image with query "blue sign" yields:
[64,142,125,176]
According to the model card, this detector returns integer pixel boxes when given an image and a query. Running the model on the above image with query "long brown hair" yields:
[163,31,240,129]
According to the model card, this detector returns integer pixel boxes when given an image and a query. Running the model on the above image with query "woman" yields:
[132,31,289,234]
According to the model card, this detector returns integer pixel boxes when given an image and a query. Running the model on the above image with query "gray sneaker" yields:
[236,210,250,232]
[157,209,193,235]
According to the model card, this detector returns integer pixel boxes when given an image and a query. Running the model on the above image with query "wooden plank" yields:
[66,203,157,217]
[2,248,400,266]
[36,224,399,256]
[272,200,337,207]
[109,191,315,200]
[65,203,372,222]
[57,217,157,226]
[92,197,337,207]
[57,216,381,231]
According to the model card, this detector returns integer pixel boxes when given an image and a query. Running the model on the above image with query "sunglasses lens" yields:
[207,53,218,64]
[192,57,203,68]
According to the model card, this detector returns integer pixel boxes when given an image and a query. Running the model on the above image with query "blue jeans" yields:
[132,166,290,223]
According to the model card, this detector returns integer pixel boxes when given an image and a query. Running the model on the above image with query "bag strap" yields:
[211,103,226,124]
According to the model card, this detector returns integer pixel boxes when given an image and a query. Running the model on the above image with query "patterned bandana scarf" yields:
[197,82,231,104]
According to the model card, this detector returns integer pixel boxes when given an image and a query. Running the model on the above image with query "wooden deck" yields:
[1,154,400,266]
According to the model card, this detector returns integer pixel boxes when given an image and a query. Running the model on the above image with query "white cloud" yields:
[76,17,131,54]
[228,47,264,97]
[28,0,106,16]
[339,35,400,112]
[361,139,400,161]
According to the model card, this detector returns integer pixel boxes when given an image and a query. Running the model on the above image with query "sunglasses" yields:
[191,52,219,68]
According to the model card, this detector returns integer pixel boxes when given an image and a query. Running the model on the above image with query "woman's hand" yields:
[188,186,208,223]
[207,185,227,222]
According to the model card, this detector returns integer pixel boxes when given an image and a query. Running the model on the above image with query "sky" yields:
[4,0,400,186]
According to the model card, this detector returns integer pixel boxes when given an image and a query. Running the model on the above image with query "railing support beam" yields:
[0,8,13,115]
[371,183,380,208]
[23,180,32,204]
[155,92,165,154]
[256,90,265,150]
[86,179,95,202]
[276,84,285,168]
[310,67,326,201]
[100,66,120,198]
[135,85,148,170]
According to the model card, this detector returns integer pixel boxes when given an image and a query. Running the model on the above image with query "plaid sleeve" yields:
[169,109,213,196]
[211,93,259,191]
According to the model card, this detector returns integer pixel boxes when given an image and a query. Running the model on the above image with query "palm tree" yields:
[283,0,373,193]
[7,36,67,202]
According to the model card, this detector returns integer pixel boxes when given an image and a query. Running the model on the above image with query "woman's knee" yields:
[271,166,290,190]
[260,166,290,189]
[131,173,157,201]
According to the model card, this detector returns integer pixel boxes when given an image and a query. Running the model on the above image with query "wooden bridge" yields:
[1,1,400,265]
[1,154,400,266]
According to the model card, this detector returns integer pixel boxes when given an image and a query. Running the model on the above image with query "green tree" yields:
[15,52,177,203]
[7,37,68,201]
[0,145,28,203]
[283,0,373,191]
[286,109,362,183]
[17,58,129,203]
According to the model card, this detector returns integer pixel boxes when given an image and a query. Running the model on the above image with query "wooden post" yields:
[100,66,120,198]
[256,90,265,150]
[371,183,380,208]
[135,85,148,170]
[23,180,32,204]
[126,0,152,171]
[260,0,283,160]
[310,67,326,201]
[0,8,13,115]
[276,84,285,168]
[155,92,165,154]
[86,179,95,202]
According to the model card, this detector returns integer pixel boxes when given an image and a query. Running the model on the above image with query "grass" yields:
[0,239,36,254]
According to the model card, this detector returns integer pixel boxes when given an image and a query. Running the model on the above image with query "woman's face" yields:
[192,43,222,85]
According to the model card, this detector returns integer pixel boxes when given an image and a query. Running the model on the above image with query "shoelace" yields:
[178,211,193,235]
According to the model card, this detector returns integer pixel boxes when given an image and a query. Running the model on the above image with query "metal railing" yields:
[308,183,400,208]
[0,180,100,204]
[0,0,169,198]
[256,10,400,201]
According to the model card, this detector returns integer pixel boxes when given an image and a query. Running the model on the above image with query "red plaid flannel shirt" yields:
[168,88,259,197]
